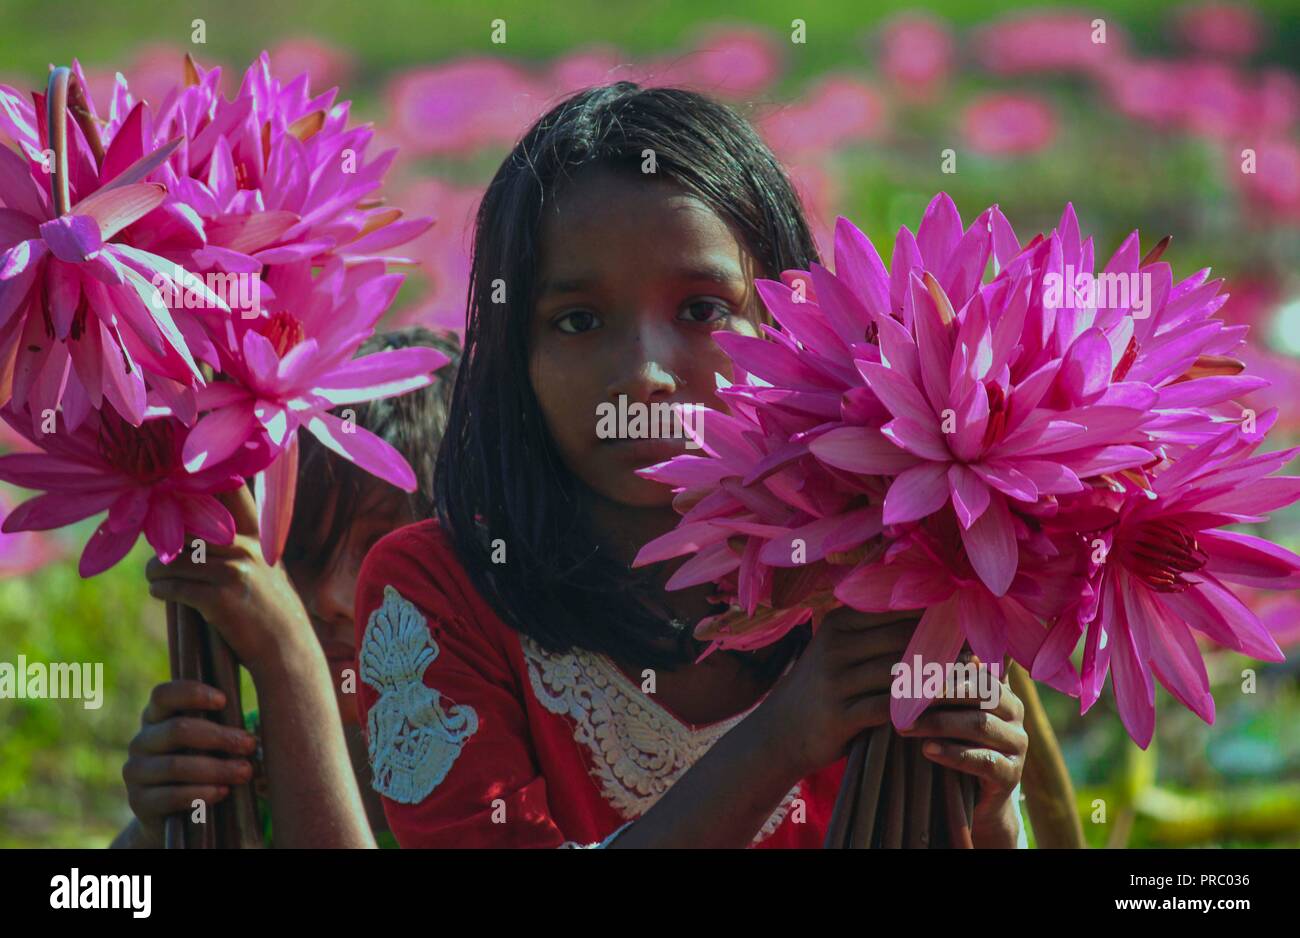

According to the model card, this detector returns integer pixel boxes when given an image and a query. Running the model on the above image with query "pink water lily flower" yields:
[634,401,884,655]
[798,198,1154,596]
[148,53,432,268]
[834,511,1076,729]
[180,260,449,563]
[0,69,233,430]
[1033,419,1300,747]
[0,403,266,576]
[1024,203,1263,450]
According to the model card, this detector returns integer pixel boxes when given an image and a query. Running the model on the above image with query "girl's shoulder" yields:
[356,519,517,665]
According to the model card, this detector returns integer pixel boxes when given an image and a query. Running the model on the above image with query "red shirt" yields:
[354,519,849,848]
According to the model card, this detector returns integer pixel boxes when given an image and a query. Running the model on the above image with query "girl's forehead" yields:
[538,170,750,278]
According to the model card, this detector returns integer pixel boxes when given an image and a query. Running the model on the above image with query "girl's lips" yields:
[606,437,689,463]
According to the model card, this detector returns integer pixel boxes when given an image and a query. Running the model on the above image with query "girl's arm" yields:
[146,489,374,849]
[604,692,851,848]
[244,627,376,848]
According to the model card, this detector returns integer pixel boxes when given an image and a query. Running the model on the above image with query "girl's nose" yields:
[605,322,684,403]
[606,359,680,404]
[306,565,356,633]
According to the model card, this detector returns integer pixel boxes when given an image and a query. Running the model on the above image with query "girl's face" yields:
[285,483,416,725]
[529,168,761,508]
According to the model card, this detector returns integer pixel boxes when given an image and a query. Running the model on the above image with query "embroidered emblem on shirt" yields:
[519,636,799,844]
[361,585,479,805]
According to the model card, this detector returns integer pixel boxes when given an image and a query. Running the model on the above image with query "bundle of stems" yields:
[164,601,263,849]
[822,725,977,848]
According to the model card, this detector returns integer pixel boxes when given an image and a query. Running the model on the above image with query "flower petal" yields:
[958,492,1018,596]
[882,461,951,525]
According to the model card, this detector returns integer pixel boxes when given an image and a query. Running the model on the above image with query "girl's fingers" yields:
[837,656,902,698]
[899,707,1027,756]
[920,742,1019,789]
[844,692,892,734]
[130,716,258,757]
[834,620,917,665]
[147,577,220,612]
[144,553,212,583]
[823,608,919,632]
[218,486,260,538]
[141,681,225,724]
[928,670,1023,722]
[133,785,232,819]
[123,753,255,787]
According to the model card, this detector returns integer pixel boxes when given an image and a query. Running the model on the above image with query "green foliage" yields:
[0,543,168,847]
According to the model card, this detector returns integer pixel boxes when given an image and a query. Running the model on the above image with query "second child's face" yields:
[285,483,416,725]
[530,168,761,507]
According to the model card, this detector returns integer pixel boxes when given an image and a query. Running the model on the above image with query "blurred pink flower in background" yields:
[386,59,543,156]
[1233,138,1300,223]
[961,93,1057,155]
[1239,346,1300,431]
[1245,589,1300,649]
[1216,277,1280,332]
[758,76,887,156]
[1097,59,1296,141]
[1178,61,1258,139]
[1098,59,1187,130]
[973,11,1128,76]
[781,161,839,260]
[80,43,196,110]
[0,490,61,576]
[650,26,782,99]
[877,13,953,101]
[1176,2,1262,59]
[387,178,482,334]
[1250,70,1300,136]
[547,46,634,95]
[268,37,354,89]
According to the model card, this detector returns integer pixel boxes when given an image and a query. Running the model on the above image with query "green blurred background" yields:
[1,0,1298,847]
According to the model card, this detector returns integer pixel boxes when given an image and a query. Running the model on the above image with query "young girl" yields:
[111,327,460,849]
[354,85,1029,848]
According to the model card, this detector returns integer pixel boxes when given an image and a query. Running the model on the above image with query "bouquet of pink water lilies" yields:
[0,54,446,572]
[636,195,1299,848]
[0,53,445,847]
[637,194,1300,752]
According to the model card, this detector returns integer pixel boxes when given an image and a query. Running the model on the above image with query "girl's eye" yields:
[555,310,602,334]
[679,300,732,324]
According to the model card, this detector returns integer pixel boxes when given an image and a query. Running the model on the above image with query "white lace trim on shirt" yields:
[519,635,799,844]
[360,585,480,805]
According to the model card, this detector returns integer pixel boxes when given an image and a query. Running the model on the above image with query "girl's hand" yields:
[121,680,259,847]
[756,607,921,781]
[899,657,1028,848]
[145,487,315,677]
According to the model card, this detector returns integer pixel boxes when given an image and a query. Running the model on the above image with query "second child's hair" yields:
[436,83,818,671]
[285,326,460,575]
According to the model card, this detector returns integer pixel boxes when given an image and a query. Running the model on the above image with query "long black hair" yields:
[435,83,819,671]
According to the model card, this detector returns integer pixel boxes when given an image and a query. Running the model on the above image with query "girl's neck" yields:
[586,495,679,567]
[585,492,719,623]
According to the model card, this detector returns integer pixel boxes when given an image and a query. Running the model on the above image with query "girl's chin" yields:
[601,477,679,509]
